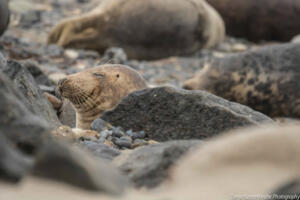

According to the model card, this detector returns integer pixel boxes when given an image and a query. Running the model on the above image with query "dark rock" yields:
[90,118,110,133]
[22,60,56,87]
[0,133,33,183]
[111,128,125,138]
[269,179,300,199]
[44,44,64,58]
[114,139,132,149]
[132,131,146,140]
[101,87,273,141]
[79,140,121,161]
[58,100,76,128]
[0,71,50,154]
[32,140,128,193]
[0,0,9,36]
[2,60,61,128]
[20,10,41,28]
[115,140,202,188]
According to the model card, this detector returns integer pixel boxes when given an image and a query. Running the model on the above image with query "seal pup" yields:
[0,0,9,36]
[206,0,300,41]
[57,64,148,130]
[48,0,225,60]
[183,43,300,118]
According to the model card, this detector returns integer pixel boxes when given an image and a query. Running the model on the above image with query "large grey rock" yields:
[2,60,61,128]
[32,140,128,194]
[0,71,50,154]
[0,0,9,36]
[101,87,273,141]
[0,133,33,183]
[114,140,202,188]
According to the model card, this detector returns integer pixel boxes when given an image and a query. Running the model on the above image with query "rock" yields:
[19,10,41,28]
[114,140,202,188]
[90,118,112,133]
[22,60,56,87]
[32,140,128,193]
[2,60,61,128]
[0,133,33,183]
[167,125,300,200]
[270,179,300,199]
[0,71,50,154]
[183,43,300,118]
[101,87,273,141]
[58,100,76,128]
[51,126,77,142]
[0,0,9,36]
[78,140,121,161]
[114,138,132,149]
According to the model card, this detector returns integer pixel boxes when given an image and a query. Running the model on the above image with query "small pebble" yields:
[114,139,132,149]
[132,131,146,139]
[91,118,110,132]
[120,136,132,143]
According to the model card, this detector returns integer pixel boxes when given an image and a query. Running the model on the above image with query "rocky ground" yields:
[1,0,300,199]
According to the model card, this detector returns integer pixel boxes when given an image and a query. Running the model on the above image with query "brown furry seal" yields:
[206,0,300,41]
[0,0,9,36]
[183,43,300,118]
[47,0,225,60]
[57,64,148,130]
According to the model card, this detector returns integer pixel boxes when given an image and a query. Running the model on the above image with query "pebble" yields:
[91,118,111,132]
[132,131,146,139]
[114,139,132,149]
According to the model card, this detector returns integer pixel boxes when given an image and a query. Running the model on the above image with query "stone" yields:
[0,133,33,183]
[101,87,273,141]
[79,140,121,161]
[32,140,128,193]
[58,100,76,128]
[22,60,56,87]
[269,179,300,199]
[114,140,202,188]
[0,0,9,36]
[2,60,61,128]
[0,71,50,154]
[90,118,111,133]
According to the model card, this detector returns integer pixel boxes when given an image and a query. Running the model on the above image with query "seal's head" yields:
[57,64,147,129]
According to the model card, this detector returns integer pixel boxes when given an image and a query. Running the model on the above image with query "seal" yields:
[206,0,300,41]
[57,64,148,130]
[47,0,225,60]
[183,43,300,118]
[0,0,10,36]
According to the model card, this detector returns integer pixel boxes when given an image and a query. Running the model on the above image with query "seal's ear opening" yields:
[116,74,120,78]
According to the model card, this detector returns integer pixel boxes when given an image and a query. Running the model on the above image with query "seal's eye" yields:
[93,73,104,78]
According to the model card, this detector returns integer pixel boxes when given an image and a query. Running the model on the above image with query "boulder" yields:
[32,140,128,194]
[101,87,273,141]
[0,71,50,154]
[2,60,61,128]
[0,133,33,183]
[114,140,202,188]
[0,0,9,36]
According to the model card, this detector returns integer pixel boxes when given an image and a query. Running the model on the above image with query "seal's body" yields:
[0,0,9,36]
[57,64,148,130]
[183,44,300,118]
[206,0,300,41]
[48,0,224,60]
